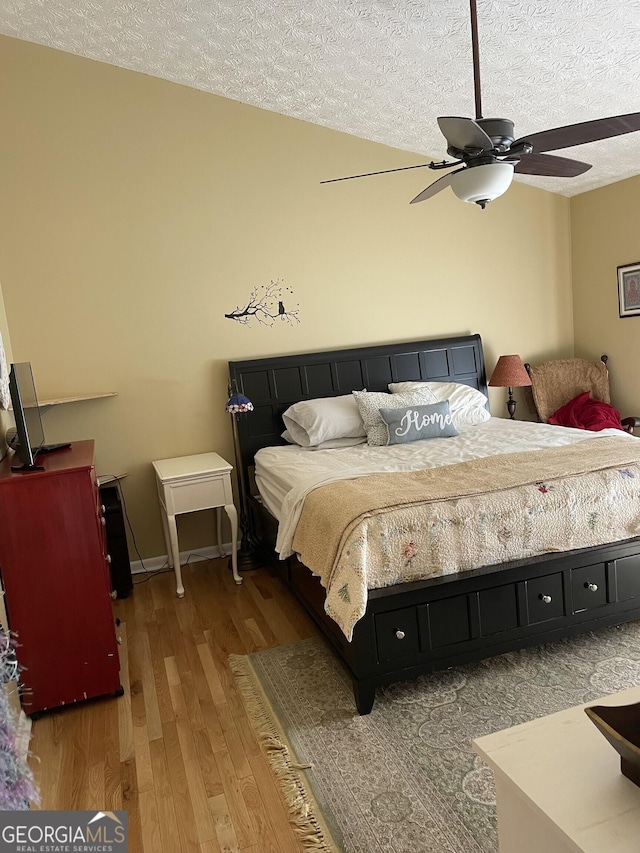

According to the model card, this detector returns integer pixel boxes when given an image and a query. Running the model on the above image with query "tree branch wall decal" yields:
[225,280,300,326]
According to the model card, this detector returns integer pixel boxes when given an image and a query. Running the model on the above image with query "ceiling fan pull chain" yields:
[470,0,483,120]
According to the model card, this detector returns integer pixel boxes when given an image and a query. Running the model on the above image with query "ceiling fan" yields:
[322,0,640,208]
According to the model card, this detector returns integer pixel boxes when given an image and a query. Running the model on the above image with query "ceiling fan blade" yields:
[320,163,430,184]
[513,113,640,154]
[512,152,592,177]
[410,169,464,204]
[437,117,493,152]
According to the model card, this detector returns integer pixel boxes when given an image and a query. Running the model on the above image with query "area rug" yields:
[231,621,640,852]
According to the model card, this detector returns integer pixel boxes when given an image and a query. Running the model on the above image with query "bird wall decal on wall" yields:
[225,280,300,326]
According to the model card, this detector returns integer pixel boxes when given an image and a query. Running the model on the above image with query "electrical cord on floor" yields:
[99,475,222,587]
[132,567,174,585]
[99,474,169,581]
[185,551,221,564]
[132,552,226,586]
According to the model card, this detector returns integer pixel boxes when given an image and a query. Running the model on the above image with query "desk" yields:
[473,685,640,853]
[152,452,241,596]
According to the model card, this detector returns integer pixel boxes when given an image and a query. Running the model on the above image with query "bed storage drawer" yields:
[478,584,519,635]
[426,594,473,647]
[615,555,640,601]
[375,607,420,662]
[570,564,607,612]
[524,573,565,623]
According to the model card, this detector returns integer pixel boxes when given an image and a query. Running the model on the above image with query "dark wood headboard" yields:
[228,333,487,474]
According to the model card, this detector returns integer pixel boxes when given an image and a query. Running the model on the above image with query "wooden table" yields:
[473,685,640,853]
[152,452,241,596]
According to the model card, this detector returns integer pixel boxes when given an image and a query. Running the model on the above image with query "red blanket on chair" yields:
[548,391,624,431]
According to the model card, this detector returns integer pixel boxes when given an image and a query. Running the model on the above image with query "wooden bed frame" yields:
[229,334,640,714]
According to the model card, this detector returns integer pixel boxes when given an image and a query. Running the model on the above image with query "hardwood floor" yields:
[28,558,319,852]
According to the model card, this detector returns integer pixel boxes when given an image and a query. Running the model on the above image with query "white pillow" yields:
[311,436,367,450]
[281,431,366,450]
[388,381,490,430]
[281,395,366,447]
[353,387,438,446]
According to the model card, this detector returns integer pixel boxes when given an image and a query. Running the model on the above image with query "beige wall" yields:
[0,36,574,559]
[571,175,640,419]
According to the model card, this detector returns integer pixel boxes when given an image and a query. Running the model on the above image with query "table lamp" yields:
[488,354,532,419]
[225,382,261,571]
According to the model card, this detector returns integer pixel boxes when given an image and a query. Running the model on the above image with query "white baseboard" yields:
[130,541,234,575]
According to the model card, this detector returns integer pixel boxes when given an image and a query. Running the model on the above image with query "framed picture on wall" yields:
[617,261,640,317]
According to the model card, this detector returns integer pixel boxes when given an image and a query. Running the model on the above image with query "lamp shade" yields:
[450,162,514,206]
[225,392,254,414]
[488,355,532,388]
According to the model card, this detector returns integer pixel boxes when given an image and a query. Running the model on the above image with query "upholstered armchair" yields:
[524,356,640,434]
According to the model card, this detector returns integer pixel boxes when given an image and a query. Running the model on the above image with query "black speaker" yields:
[99,483,133,599]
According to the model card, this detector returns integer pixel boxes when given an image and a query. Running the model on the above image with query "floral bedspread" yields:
[291,437,640,639]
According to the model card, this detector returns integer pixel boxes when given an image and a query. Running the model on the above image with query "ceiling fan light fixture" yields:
[450,162,514,207]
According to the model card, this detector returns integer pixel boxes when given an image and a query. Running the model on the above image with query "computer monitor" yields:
[8,362,45,470]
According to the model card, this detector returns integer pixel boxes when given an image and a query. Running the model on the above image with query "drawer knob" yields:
[101,517,106,526]
[106,554,112,563]
[540,594,552,604]
[585,582,598,592]
[395,629,406,640]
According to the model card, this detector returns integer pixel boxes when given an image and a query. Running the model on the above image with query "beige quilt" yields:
[291,436,640,639]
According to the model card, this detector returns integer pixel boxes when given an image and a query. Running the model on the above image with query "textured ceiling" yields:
[3,0,640,196]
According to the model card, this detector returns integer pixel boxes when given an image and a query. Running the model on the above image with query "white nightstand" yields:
[152,452,241,597]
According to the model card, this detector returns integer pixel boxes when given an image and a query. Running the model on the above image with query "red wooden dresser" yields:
[0,440,122,716]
